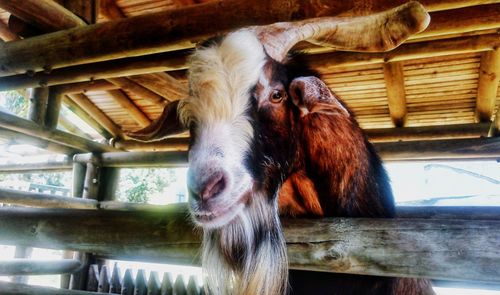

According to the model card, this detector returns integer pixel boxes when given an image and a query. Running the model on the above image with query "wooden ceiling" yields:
[0,0,499,154]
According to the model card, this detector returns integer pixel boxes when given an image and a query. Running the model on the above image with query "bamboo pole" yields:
[0,259,82,276]
[475,49,500,122]
[67,94,123,138]
[0,110,118,153]
[0,206,499,282]
[0,157,72,173]
[383,62,407,127]
[27,87,49,126]
[0,187,98,209]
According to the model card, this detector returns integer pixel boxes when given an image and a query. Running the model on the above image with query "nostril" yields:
[200,172,226,201]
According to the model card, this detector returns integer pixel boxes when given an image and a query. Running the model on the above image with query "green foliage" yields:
[117,168,178,203]
[0,91,28,117]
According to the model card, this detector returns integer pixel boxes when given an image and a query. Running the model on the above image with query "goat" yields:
[128,2,432,294]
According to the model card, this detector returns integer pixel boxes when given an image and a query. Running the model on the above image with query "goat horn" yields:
[125,100,186,141]
[252,1,430,62]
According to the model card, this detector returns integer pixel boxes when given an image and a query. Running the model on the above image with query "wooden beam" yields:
[0,206,499,282]
[396,206,500,221]
[73,151,188,168]
[0,127,79,155]
[366,123,491,142]
[0,0,86,32]
[0,259,82,276]
[0,281,109,295]
[27,87,49,126]
[99,0,126,20]
[0,110,118,153]
[383,62,407,127]
[308,33,500,71]
[0,156,72,173]
[58,115,93,139]
[0,19,19,41]
[0,187,97,209]
[55,80,119,94]
[58,0,98,24]
[67,93,124,138]
[475,49,500,122]
[113,138,189,152]
[0,51,189,91]
[62,96,112,139]
[106,89,152,127]
[128,73,188,101]
[107,77,167,105]
[45,88,64,129]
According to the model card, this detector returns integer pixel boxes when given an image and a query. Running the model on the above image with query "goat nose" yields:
[189,170,227,202]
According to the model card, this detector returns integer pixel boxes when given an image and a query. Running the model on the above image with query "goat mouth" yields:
[192,189,252,226]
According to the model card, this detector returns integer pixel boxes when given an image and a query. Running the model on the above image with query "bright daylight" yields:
[0,1,499,295]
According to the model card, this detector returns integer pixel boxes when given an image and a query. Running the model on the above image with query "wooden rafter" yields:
[62,96,112,139]
[128,73,188,101]
[107,77,167,105]
[475,49,500,122]
[1,0,500,76]
[0,19,18,41]
[106,89,151,127]
[383,62,407,127]
[99,0,126,20]
[54,80,119,94]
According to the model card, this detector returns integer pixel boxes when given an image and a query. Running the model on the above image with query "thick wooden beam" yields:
[0,206,498,282]
[67,93,123,138]
[61,96,112,139]
[0,187,97,209]
[0,281,109,295]
[308,33,500,70]
[0,127,79,155]
[366,123,491,142]
[73,151,188,168]
[106,89,152,127]
[0,51,189,91]
[27,87,49,126]
[55,80,119,94]
[0,110,118,153]
[0,259,82,276]
[0,0,86,32]
[100,0,126,20]
[475,49,500,122]
[128,73,188,101]
[107,77,167,105]
[113,138,189,152]
[383,62,407,127]
[0,19,19,41]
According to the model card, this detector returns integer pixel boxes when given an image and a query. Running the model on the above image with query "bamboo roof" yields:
[0,0,499,154]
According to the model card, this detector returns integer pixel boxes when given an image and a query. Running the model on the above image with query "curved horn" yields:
[125,100,186,141]
[252,1,430,62]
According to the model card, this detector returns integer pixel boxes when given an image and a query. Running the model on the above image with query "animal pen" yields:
[0,0,499,294]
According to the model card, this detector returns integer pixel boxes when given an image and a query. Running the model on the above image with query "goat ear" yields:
[125,100,186,141]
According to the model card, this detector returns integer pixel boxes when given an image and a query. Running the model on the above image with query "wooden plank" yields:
[55,80,119,94]
[475,49,500,122]
[0,110,118,153]
[383,62,407,127]
[67,93,124,138]
[0,206,498,282]
[0,187,98,209]
[107,89,152,127]
[0,281,110,295]
[0,259,81,275]
[0,0,85,32]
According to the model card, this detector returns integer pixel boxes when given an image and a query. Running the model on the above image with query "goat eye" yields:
[270,90,285,103]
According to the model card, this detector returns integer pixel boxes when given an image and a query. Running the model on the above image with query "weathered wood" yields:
[128,73,188,101]
[0,187,98,209]
[173,276,187,295]
[86,264,99,291]
[397,206,500,220]
[113,138,189,152]
[72,162,86,199]
[0,0,86,32]
[55,80,119,94]
[107,89,152,127]
[0,110,118,153]
[45,88,64,129]
[160,273,174,295]
[0,206,499,282]
[365,123,491,142]
[58,0,98,24]
[100,0,126,20]
[0,281,110,295]
[147,272,161,295]
[121,269,135,295]
[0,51,189,91]
[383,62,407,127]
[0,259,81,276]
[69,252,90,290]
[60,251,75,289]
[475,49,500,122]
[62,96,112,139]
[0,19,19,41]
[28,87,49,126]
[83,159,100,200]
[135,269,148,295]
[376,136,500,161]
[0,0,497,76]
[97,265,110,293]
[73,151,188,168]
[308,33,500,70]
[67,93,124,138]
[11,246,33,284]
[110,263,122,294]
[107,77,168,105]
[0,157,72,173]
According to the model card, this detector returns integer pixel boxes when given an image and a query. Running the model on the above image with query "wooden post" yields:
[86,265,100,291]
[45,88,64,129]
[0,187,98,209]
[10,246,33,284]
[383,62,407,127]
[28,87,49,126]
[475,49,500,122]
